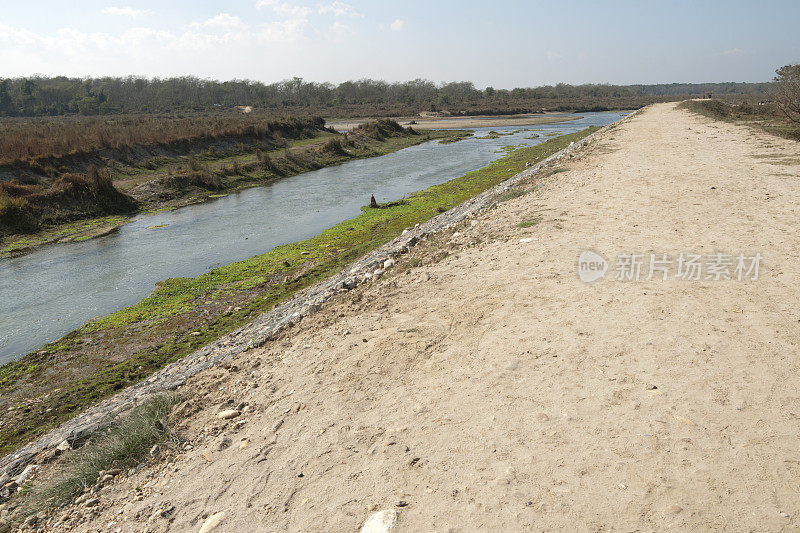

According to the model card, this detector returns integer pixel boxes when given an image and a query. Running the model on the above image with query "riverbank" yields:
[16,101,800,531]
[326,112,583,131]
[0,128,598,458]
[0,122,469,259]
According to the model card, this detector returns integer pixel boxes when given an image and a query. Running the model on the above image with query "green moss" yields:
[0,126,598,456]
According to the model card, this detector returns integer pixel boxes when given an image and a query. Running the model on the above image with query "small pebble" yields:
[217,409,240,420]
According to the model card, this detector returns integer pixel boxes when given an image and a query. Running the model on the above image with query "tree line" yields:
[0,76,772,117]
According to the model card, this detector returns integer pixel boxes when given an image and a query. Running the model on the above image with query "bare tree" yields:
[773,64,800,123]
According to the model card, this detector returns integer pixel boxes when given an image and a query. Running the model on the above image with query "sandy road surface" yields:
[53,103,800,531]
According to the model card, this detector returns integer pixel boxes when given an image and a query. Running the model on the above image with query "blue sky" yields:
[0,0,797,87]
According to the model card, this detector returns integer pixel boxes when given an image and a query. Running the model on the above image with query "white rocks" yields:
[216,409,240,420]
[199,510,228,533]
[360,510,399,533]
[383,258,396,270]
[56,440,72,453]
[520,237,534,243]
[373,269,384,278]
[14,464,38,486]
[149,444,161,457]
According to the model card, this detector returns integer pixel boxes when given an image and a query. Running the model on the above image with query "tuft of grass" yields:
[497,187,532,203]
[10,394,179,523]
[517,217,542,228]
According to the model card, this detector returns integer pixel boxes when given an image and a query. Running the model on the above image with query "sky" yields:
[0,0,798,88]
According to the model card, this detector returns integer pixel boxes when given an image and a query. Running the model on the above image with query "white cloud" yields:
[256,19,308,42]
[101,6,152,19]
[0,15,307,68]
[190,13,247,31]
[317,1,361,17]
[389,19,405,31]
[722,47,741,55]
[326,21,353,41]
[0,23,38,45]
[255,0,311,18]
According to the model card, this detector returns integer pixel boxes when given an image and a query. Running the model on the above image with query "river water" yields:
[0,112,624,363]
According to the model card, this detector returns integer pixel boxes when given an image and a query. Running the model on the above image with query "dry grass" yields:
[9,394,179,525]
[0,167,137,237]
[0,114,325,165]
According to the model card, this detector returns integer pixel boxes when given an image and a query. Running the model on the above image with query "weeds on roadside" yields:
[497,187,532,203]
[10,394,180,524]
[517,217,542,228]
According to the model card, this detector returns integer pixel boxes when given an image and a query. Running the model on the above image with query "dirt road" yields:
[55,103,800,531]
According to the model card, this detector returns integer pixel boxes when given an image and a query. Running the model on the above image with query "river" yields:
[0,112,624,363]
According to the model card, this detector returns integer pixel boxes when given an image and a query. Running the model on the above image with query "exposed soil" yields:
[35,103,800,530]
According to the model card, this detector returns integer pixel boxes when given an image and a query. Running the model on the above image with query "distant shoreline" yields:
[327,113,584,131]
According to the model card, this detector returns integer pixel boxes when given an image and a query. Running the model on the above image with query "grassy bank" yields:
[0,126,599,457]
[1,121,468,257]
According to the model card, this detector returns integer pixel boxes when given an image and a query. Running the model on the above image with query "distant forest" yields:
[0,76,772,117]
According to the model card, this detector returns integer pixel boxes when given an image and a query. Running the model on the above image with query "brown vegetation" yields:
[680,97,800,140]
[0,115,326,166]
[0,167,137,236]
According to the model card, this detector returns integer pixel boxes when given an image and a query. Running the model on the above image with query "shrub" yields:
[0,195,39,234]
[773,64,800,123]
[187,155,202,171]
[321,138,348,156]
